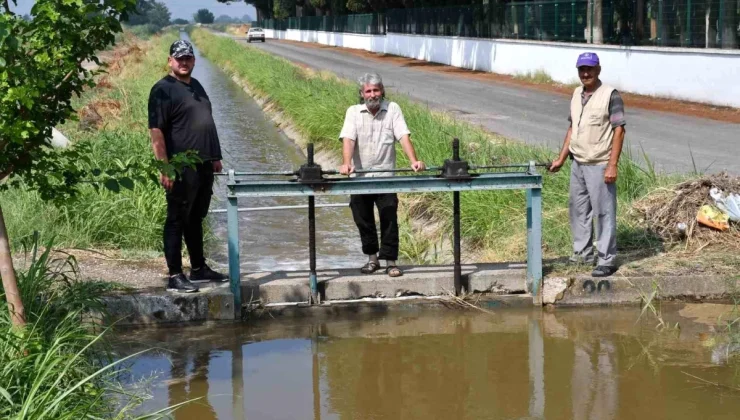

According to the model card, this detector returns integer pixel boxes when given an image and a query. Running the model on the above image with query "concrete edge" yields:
[101,273,738,325]
[546,275,738,307]
[102,283,236,326]
[243,294,534,320]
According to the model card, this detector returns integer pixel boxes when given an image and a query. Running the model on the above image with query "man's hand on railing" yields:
[339,164,355,175]
[411,160,426,172]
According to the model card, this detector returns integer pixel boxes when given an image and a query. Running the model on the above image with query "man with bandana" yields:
[338,72,425,278]
[148,39,227,293]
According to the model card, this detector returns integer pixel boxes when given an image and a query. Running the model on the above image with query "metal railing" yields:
[259,13,386,35]
[218,140,545,311]
[258,0,740,49]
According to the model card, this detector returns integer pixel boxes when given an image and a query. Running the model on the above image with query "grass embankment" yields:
[2,32,180,255]
[191,28,673,263]
[0,239,156,419]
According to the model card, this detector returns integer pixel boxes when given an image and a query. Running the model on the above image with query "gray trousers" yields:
[569,160,617,267]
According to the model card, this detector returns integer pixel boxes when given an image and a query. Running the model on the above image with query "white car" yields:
[247,27,265,43]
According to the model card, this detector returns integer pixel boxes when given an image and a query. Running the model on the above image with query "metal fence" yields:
[259,0,740,49]
[258,13,386,35]
[384,3,595,42]
[387,0,740,48]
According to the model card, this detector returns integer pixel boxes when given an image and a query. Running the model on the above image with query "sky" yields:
[10,0,257,22]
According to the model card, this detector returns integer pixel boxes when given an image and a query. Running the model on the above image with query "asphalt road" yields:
[245,38,738,174]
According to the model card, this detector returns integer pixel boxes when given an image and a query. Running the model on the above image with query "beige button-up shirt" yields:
[338,100,411,177]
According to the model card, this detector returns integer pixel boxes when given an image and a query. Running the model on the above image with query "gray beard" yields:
[365,97,381,110]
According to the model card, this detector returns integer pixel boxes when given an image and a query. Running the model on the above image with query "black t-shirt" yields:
[148,75,222,162]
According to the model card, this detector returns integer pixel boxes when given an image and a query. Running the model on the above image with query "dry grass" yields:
[632,173,740,251]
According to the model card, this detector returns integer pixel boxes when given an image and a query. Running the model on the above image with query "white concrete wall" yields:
[264,29,740,108]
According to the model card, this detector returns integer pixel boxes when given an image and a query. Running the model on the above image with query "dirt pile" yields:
[78,99,122,130]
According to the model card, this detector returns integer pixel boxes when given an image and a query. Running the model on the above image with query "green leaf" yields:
[148,173,159,184]
[0,386,13,406]
[103,178,119,193]
[0,57,5,68]
[119,177,134,191]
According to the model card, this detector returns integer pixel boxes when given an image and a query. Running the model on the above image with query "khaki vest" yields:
[568,84,616,164]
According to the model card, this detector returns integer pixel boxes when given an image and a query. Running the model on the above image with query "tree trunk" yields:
[706,1,717,47]
[0,204,26,327]
[721,0,738,48]
[636,0,646,41]
[587,0,605,43]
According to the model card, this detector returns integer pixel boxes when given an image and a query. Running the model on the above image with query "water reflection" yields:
[571,339,618,420]
[118,305,740,419]
[168,350,217,420]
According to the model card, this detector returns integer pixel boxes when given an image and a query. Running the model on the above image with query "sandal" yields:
[360,261,380,274]
[385,265,403,278]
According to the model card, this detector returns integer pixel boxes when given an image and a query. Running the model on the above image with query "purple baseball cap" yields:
[576,52,600,67]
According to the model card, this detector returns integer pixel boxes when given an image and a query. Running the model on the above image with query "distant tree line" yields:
[191,9,254,24]
[124,0,171,31]
[124,3,253,29]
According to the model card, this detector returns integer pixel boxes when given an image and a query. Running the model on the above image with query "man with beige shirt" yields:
[549,52,626,278]
[338,73,426,277]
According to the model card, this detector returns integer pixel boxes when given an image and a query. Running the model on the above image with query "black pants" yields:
[164,163,214,275]
[349,193,399,261]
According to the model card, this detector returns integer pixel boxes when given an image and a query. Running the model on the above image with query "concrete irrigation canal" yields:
[104,33,740,419]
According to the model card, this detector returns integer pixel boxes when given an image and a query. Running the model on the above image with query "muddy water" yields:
[117,303,740,419]
[183,33,361,272]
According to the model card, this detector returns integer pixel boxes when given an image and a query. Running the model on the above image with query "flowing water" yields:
[184,33,361,272]
[116,303,740,419]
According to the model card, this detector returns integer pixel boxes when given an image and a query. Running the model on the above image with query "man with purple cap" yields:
[148,39,228,293]
[548,52,626,278]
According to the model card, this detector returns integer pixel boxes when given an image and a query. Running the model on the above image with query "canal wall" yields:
[263,29,740,109]
[102,268,737,325]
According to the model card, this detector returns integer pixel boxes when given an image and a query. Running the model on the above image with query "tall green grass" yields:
[191,28,675,261]
[1,32,180,252]
[0,237,155,419]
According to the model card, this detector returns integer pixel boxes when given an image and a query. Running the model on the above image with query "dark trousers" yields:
[164,163,214,275]
[349,193,399,261]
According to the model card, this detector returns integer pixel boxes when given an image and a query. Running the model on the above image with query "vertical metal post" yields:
[452,138,463,296]
[658,0,663,45]
[526,177,543,306]
[539,4,543,40]
[307,144,319,304]
[227,170,242,315]
[309,196,318,303]
[571,1,576,40]
[686,0,691,45]
[589,0,594,43]
[718,0,724,46]
[633,0,637,43]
